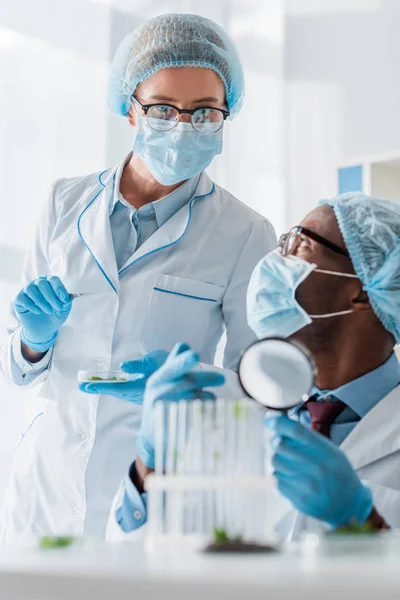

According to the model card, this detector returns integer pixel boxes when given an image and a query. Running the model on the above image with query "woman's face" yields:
[128,66,226,126]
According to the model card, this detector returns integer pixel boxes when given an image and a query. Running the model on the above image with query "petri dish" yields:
[78,370,136,383]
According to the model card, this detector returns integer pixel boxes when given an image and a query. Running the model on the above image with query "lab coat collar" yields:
[117,170,214,275]
[108,154,132,216]
[109,153,201,230]
[153,175,201,228]
[77,156,215,286]
[77,165,120,294]
[340,384,400,471]
[337,353,400,418]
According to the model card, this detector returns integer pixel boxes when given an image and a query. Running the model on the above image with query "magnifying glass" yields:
[238,337,317,412]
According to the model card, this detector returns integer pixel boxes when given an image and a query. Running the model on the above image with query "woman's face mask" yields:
[132,115,223,186]
[247,249,360,340]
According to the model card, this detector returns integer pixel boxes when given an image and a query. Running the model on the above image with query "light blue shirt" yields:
[292,352,400,446]
[109,161,200,269]
[115,472,147,533]
[116,353,400,534]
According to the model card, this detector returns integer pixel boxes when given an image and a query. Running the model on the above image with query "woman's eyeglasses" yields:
[132,95,229,134]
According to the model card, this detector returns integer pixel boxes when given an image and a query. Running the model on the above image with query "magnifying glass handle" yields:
[263,409,289,476]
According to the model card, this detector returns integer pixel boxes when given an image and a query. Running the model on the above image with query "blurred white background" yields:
[0,0,399,505]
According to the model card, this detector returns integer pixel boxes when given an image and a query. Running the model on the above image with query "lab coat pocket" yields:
[142,273,224,353]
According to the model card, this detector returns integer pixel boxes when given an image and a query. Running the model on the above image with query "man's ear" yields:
[351,285,372,312]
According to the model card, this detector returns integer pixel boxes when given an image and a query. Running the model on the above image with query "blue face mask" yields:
[133,116,223,186]
[247,249,360,339]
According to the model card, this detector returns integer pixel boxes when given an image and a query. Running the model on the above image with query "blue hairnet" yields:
[319,192,400,343]
[107,13,245,119]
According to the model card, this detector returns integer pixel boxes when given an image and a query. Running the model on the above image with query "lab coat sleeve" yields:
[0,182,58,387]
[222,218,277,371]
[106,470,148,542]
[367,480,400,529]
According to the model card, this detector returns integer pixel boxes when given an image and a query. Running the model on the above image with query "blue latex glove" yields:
[265,414,373,528]
[137,342,225,469]
[14,276,72,353]
[79,350,169,403]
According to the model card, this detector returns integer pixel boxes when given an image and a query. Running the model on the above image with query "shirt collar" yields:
[109,155,200,225]
[293,352,400,418]
[152,174,201,227]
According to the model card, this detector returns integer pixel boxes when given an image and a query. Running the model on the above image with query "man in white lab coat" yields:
[0,14,276,543]
[107,192,400,541]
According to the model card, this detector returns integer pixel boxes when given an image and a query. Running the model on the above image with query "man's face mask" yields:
[247,249,360,340]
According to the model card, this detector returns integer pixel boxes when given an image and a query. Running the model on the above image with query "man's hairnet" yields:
[320,192,400,343]
[107,13,245,119]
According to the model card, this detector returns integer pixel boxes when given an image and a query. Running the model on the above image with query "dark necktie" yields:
[305,397,346,439]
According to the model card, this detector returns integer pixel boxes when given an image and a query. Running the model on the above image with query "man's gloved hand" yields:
[137,342,225,469]
[79,350,169,403]
[14,276,72,353]
[265,414,373,528]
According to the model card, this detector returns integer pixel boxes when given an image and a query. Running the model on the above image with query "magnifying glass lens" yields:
[239,338,316,411]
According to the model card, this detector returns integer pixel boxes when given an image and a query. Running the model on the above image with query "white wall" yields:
[284,0,400,226]
[370,159,400,200]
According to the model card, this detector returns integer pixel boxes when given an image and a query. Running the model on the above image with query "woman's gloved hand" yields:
[265,414,373,528]
[137,342,225,469]
[14,276,72,353]
[79,350,169,403]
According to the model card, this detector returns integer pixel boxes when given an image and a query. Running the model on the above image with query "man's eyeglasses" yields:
[278,226,350,258]
[132,95,229,134]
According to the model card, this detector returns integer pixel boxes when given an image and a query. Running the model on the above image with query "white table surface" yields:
[0,537,399,600]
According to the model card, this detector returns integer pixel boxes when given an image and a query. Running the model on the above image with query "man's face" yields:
[289,205,363,348]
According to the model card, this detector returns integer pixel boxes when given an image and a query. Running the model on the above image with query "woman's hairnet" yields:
[107,13,245,119]
[320,192,400,343]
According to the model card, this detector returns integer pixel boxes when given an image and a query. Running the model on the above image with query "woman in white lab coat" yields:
[0,14,276,543]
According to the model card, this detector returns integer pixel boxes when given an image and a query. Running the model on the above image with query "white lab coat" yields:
[0,159,276,544]
[279,384,400,540]
[106,381,400,542]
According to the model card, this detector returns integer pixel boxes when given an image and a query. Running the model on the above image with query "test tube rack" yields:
[145,398,275,548]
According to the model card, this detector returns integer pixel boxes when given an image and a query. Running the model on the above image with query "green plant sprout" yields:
[233,400,246,419]
[213,528,241,544]
[40,536,76,549]
[330,520,379,536]
[88,376,126,382]
[207,529,276,554]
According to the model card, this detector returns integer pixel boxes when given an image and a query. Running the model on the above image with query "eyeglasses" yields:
[278,226,350,258]
[132,96,230,134]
